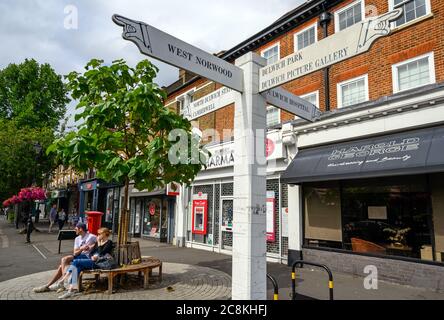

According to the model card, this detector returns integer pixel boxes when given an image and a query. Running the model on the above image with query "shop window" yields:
[303,176,436,262]
[294,24,317,51]
[337,75,369,108]
[390,0,431,27]
[335,0,364,32]
[261,44,280,65]
[392,52,435,93]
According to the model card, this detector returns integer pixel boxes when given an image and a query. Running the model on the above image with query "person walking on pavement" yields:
[57,208,66,231]
[25,210,34,243]
[48,204,57,233]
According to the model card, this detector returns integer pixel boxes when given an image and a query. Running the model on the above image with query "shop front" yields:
[79,179,121,233]
[282,124,444,289]
[182,131,290,262]
[129,186,176,243]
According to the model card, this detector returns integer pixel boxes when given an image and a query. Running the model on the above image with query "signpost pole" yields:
[232,52,267,300]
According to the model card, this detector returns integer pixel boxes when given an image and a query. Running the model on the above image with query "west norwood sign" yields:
[112,15,243,92]
[259,9,403,92]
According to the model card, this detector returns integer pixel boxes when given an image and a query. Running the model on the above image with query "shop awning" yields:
[281,125,444,184]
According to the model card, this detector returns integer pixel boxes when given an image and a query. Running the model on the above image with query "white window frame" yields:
[294,23,318,51]
[388,0,432,29]
[334,0,366,33]
[296,91,319,119]
[261,43,281,65]
[391,52,435,93]
[176,89,195,115]
[337,74,369,108]
[266,105,281,126]
[300,90,320,107]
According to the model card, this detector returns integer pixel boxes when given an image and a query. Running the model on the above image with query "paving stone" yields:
[0,262,231,300]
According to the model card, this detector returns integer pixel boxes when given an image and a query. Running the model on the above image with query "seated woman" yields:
[57,227,116,299]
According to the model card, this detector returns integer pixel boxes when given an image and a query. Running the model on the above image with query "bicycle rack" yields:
[291,260,334,300]
[267,273,279,300]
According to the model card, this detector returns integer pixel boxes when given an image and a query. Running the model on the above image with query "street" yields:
[0,217,443,300]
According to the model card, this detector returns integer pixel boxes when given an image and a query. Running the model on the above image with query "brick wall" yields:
[303,248,444,291]
[165,0,444,129]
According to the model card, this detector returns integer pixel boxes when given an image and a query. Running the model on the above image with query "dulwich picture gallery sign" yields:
[259,9,403,92]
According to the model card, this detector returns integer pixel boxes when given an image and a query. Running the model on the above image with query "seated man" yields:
[33,222,97,293]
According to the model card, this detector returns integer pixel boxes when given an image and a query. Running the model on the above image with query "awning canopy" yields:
[281,126,444,184]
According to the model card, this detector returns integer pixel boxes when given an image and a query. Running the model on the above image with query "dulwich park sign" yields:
[259,9,403,92]
[113,7,402,300]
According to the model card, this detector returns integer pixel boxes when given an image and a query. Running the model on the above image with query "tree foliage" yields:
[0,59,69,201]
[0,59,69,130]
[0,119,55,201]
[47,58,207,244]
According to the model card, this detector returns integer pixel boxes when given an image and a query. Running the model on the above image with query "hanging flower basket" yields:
[2,187,47,207]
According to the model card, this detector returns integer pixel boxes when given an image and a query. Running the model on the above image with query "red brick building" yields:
[128,0,444,290]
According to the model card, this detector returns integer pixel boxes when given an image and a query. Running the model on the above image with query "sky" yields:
[0,0,304,127]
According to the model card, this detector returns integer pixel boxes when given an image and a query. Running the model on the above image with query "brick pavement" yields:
[0,262,231,300]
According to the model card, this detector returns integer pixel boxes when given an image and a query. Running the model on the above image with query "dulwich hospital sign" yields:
[259,9,403,92]
[184,85,320,122]
[112,15,244,92]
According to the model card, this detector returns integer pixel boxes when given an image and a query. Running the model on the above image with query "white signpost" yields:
[114,7,401,300]
[259,9,403,92]
[112,15,244,92]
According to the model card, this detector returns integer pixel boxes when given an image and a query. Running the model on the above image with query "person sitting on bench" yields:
[56,227,116,299]
[32,222,97,293]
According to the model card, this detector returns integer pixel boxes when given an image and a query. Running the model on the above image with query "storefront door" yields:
[220,198,233,251]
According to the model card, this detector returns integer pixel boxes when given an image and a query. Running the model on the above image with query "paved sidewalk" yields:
[1,220,443,300]
[0,262,231,300]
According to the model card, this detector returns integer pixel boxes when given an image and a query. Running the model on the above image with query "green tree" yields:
[0,119,55,201]
[0,59,69,130]
[48,59,206,246]
[0,59,69,201]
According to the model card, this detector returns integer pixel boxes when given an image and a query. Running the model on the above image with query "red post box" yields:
[85,211,103,235]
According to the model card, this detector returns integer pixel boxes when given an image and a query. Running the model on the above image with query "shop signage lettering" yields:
[328,138,420,161]
[259,9,403,92]
[206,146,235,169]
[112,15,243,92]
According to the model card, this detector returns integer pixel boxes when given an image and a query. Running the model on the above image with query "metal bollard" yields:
[291,260,334,300]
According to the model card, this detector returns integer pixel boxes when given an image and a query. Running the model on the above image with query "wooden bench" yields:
[78,241,162,294]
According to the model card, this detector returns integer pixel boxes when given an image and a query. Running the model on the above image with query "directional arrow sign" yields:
[262,87,321,122]
[259,9,402,92]
[113,14,244,92]
[183,86,235,121]
[183,85,319,122]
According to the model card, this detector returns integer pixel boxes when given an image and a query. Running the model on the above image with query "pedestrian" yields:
[32,222,97,294]
[26,211,34,243]
[57,208,67,230]
[48,204,57,233]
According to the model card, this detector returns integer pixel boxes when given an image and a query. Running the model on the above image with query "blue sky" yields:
[0,0,303,127]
